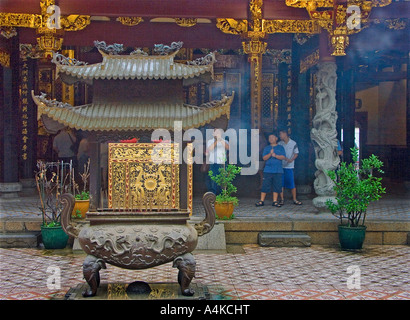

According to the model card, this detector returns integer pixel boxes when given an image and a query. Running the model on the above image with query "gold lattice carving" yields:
[216,19,248,35]
[0,13,42,28]
[60,15,91,31]
[108,143,180,210]
[263,20,320,34]
[175,18,197,27]
[116,17,144,26]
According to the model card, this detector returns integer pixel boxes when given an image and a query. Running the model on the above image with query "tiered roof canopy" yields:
[54,49,215,81]
[32,43,234,132]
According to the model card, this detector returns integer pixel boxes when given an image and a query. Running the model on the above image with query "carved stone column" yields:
[310,60,340,212]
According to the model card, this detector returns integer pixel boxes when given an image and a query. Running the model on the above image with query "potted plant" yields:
[72,159,90,219]
[326,147,386,250]
[35,161,72,249]
[208,163,242,220]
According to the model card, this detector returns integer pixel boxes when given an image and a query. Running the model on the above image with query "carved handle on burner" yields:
[60,193,80,238]
[194,192,216,237]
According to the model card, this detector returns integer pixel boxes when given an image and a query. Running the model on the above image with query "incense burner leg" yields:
[173,253,196,296]
[82,255,106,297]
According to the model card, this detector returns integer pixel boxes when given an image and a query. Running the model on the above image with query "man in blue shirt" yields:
[255,133,286,207]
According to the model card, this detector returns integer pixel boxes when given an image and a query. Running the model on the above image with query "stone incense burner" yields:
[60,192,216,297]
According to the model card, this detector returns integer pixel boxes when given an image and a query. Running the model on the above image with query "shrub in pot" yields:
[72,159,90,219]
[35,161,71,249]
[208,163,241,220]
[326,148,386,250]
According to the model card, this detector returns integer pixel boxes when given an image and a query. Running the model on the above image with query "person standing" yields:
[278,129,302,205]
[255,133,286,207]
[205,128,229,195]
[257,130,268,190]
[53,127,77,164]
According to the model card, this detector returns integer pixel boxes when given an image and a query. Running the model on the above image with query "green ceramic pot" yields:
[41,225,69,249]
[338,225,367,250]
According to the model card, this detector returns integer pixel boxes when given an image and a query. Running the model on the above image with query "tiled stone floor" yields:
[0,245,409,300]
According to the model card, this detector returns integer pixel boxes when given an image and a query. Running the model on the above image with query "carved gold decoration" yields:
[330,27,349,56]
[107,283,129,300]
[116,17,143,26]
[0,50,10,68]
[263,19,320,34]
[335,5,347,25]
[242,39,267,55]
[36,30,64,57]
[175,18,197,27]
[148,288,176,300]
[286,0,393,56]
[60,15,91,31]
[108,143,180,210]
[216,18,248,35]
[285,0,333,9]
[300,49,320,73]
[249,0,263,32]
[0,0,90,55]
[0,13,42,29]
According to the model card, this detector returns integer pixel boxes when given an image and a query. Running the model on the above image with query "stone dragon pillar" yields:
[310,61,340,212]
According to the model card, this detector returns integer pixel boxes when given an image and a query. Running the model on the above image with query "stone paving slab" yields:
[0,245,408,300]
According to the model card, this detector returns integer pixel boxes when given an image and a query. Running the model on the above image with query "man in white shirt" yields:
[205,128,229,194]
[278,130,302,205]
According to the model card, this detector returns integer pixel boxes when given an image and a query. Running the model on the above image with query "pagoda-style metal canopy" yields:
[32,41,234,133]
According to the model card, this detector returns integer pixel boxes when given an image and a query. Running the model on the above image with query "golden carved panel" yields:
[108,143,180,210]
[263,19,320,34]
[116,17,143,26]
[0,13,42,28]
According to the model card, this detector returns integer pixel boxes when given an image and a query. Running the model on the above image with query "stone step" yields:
[258,232,311,247]
[0,232,40,248]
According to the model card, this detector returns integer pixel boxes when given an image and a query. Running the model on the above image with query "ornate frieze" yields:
[0,13,42,29]
[263,20,320,34]
[216,19,248,35]
[175,18,197,27]
[60,15,91,31]
[116,17,143,26]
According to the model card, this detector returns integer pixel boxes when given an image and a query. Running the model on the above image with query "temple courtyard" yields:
[1,186,409,300]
